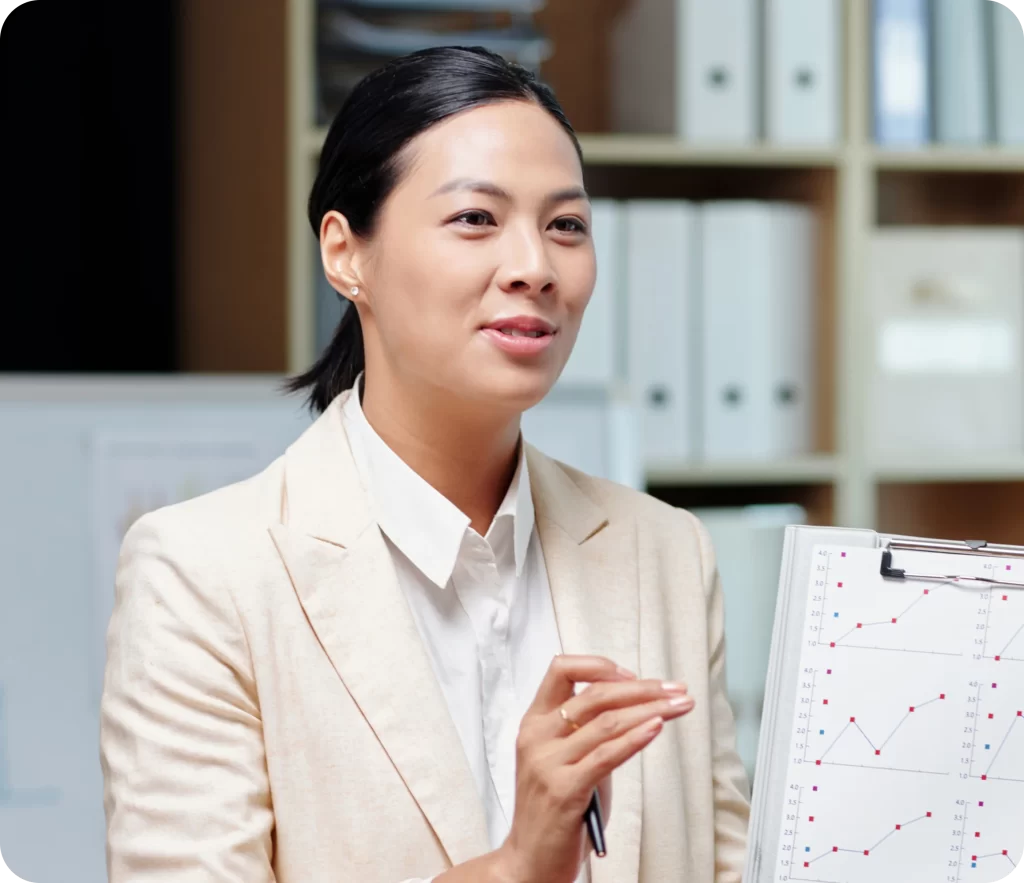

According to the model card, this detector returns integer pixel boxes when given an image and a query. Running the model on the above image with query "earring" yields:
[350,286,359,297]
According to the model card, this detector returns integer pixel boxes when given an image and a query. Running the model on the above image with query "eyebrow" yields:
[430,178,589,206]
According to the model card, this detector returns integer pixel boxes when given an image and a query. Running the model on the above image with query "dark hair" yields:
[283,46,582,414]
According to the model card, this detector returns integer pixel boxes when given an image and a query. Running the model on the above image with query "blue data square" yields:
[985,744,991,749]
[833,612,839,617]
[805,847,810,852]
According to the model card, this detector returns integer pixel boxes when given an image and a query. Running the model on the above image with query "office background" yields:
[2,1,1024,881]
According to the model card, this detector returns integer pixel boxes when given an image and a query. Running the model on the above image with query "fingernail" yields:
[668,695,694,708]
[662,681,687,693]
[644,716,664,733]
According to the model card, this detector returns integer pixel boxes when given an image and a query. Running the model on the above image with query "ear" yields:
[320,210,369,303]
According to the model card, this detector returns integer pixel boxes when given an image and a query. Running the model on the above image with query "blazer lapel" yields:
[527,445,643,883]
[269,392,490,867]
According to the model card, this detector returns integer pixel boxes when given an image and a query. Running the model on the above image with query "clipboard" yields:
[744,525,1024,883]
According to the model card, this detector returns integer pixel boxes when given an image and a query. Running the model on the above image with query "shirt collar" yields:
[339,375,535,589]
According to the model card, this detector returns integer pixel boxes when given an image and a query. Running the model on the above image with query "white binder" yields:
[991,0,1024,146]
[624,200,697,464]
[690,504,807,780]
[868,228,1024,458]
[765,0,840,144]
[521,389,642,489]
[745,526,1024,882]
[873,0,932,146]
[933,0,990,145]
[699,202,816,461]
[680,0,757,142]
[558,200,621,389]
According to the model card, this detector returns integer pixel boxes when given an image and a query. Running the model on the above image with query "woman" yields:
[100,46,750,883]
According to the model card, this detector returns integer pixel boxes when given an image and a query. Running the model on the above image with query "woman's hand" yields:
[495,655,695,883]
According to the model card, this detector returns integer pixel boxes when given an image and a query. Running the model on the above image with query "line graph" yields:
[783,785,939,883]
[966,681,1024,784]
[811,548,971,658]
[818,694,946,763]
[802,663,954,774]
[975,585,1024,664]
[952,800,1020,881]
[774,544,1024,883]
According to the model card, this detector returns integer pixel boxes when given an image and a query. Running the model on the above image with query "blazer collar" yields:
[272,388,641,881]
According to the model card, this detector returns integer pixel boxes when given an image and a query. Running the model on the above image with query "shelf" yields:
[870,456,1024,484]
[645,455,841,486]
[870,146,1024,172]
[304,127,842,168]
[577,135,842,168]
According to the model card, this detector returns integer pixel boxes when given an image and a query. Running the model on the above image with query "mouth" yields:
[481,316,557,337]
[489,327,551,338]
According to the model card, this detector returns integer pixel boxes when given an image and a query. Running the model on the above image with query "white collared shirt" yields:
[339,382,589,883]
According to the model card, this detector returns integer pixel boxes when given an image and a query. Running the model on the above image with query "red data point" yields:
[804,862,809,868]
[833,847,838,852]
[940,694,946,699]
[896,825,901,830]
[851,716,856,722]
[910,706,915,712]
[838,582,843,587]
[982,775,988,780]
[1018,711,1022,717]
[864,850,870,856]
[809,816,815,822]
[1004,850,1009,856]
[989,713,995,719]
[857,623,863,628]
[824,699,829,705]
[875,750,881,755]
[927,812,932,817]
[924,589,929,595]
[996,656,1001,661]
[816,760,822,765]
[830,642,836,648]
[976,832,981,838]
[891,618,897,623]
[1004,596,1009,601]
[973,855,978,861]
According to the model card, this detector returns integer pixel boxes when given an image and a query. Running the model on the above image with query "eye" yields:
[551,216,588,235]
[451,210,496,228]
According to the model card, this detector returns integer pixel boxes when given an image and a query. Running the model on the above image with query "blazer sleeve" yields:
[687,510,752,883]
[100,512,276,883]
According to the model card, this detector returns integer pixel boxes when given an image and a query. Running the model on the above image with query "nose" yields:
[495,224,557,296]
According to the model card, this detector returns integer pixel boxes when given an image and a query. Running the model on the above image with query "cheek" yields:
[367,238,488,347]
[561,253,598,325]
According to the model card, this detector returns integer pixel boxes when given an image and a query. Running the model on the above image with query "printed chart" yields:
[775,545,1024,883]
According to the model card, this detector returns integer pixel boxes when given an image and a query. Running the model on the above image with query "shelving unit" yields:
[285,0,1024,538]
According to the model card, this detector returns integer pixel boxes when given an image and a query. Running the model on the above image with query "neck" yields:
[359,370,522,536]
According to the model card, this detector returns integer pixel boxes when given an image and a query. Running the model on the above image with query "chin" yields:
[468,363,558,413]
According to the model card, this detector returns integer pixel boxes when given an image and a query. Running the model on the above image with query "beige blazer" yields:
[100,388,751,883]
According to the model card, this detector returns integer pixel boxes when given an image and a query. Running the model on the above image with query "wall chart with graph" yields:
[743,527,1024,883]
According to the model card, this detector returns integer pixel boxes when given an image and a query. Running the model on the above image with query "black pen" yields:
[585,788,606,857]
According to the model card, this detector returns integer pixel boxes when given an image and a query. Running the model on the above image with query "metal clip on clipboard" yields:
[879,537,1024,589]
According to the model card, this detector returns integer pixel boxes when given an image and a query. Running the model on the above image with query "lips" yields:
[482,316,557,337]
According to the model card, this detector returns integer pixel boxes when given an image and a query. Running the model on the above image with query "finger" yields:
[571,715,666,795]
[557,694,695,765]
[529,655,636,714]
[557,678,688,733]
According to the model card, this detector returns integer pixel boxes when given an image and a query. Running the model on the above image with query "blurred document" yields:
[868,228,1024,457]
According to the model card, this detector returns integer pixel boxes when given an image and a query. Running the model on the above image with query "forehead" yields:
[397,100,584,196]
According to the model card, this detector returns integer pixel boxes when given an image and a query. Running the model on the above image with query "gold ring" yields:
[559,705,580,732]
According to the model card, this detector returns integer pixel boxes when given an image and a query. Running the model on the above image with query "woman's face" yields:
[342,100,595,414]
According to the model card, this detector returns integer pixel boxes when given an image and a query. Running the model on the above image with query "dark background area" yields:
[1,0,177,371]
